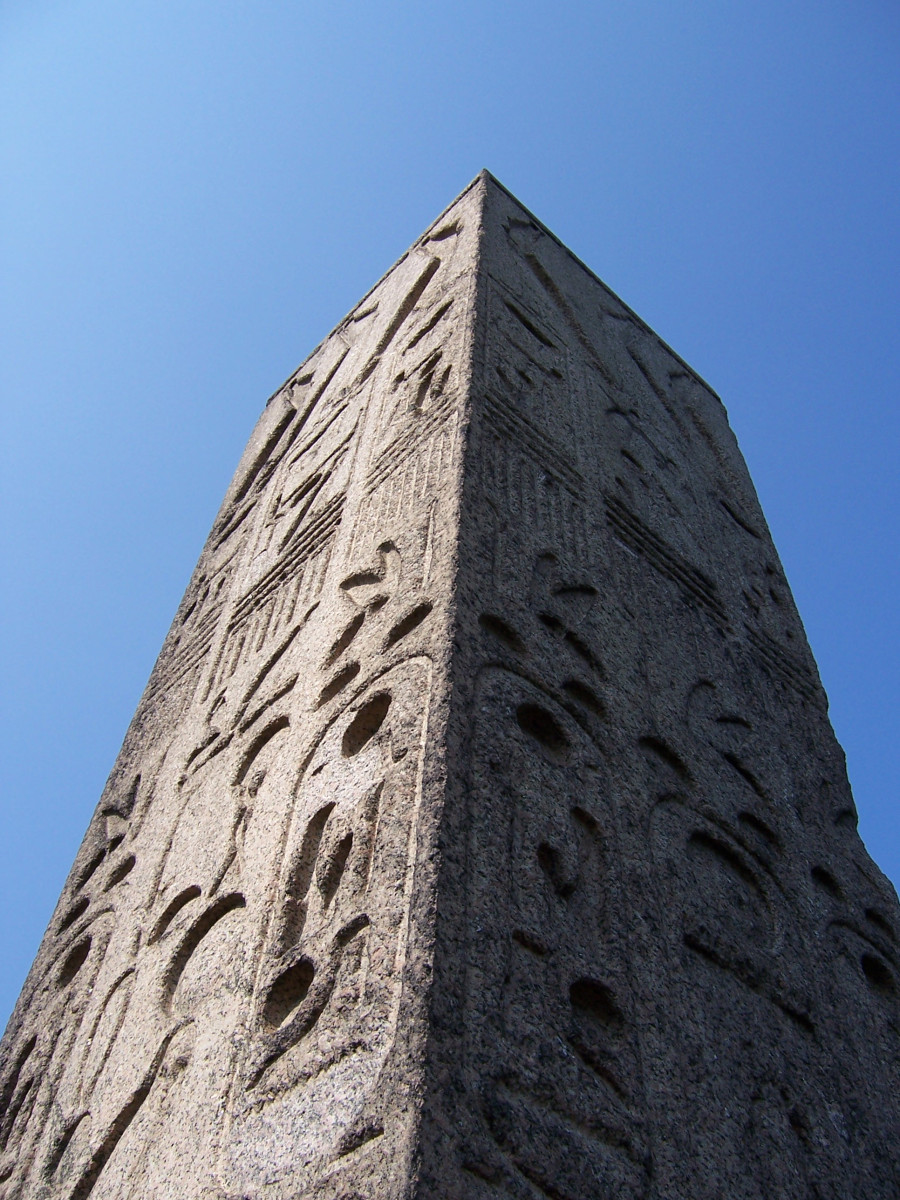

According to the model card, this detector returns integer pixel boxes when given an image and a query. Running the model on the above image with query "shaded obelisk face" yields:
[414,182,899,1200]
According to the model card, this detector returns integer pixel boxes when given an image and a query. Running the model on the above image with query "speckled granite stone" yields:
[3,173,898,1199]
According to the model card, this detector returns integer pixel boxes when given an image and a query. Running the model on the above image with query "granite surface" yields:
[2,173,898,1198]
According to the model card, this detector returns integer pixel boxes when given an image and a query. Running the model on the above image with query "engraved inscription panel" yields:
[223,658,434,1194]
[465,668,649,1200]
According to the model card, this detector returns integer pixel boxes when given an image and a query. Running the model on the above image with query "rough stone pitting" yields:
[2,173,898,1198]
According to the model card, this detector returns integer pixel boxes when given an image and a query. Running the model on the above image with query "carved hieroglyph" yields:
[3,173,899,1200]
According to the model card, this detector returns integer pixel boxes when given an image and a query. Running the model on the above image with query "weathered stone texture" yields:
[2,173,899,1199]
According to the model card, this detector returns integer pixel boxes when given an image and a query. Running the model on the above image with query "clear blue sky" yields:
[1,0,898,1027]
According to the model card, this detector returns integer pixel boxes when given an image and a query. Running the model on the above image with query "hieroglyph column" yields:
[3,173,898,1200]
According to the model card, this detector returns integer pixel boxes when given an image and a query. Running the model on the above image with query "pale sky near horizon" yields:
[1,0,899,1026]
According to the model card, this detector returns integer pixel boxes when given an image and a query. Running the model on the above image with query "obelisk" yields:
[2,173,898,1199]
